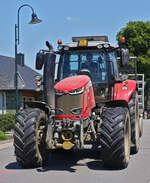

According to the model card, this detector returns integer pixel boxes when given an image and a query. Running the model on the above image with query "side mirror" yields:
[121,48,129,67]
[35,51,45,70]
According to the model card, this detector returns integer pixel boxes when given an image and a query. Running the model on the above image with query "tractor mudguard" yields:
[106,100,128,108]
[113,79,137,103]
[25,101,51,114]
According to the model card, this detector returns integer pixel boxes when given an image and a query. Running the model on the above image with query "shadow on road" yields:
[5,162,23,170]
[5,148,120,172]
[37,148,118,172]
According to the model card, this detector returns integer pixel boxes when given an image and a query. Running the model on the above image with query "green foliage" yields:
[0,130,8,141]
[0,114,15,132]
[116,21,150,78]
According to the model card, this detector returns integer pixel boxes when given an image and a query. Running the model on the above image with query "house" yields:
[0,55,42,114]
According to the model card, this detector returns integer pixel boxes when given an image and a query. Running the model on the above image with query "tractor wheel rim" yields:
[36,120,46,161]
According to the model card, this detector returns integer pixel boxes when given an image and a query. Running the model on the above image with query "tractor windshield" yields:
[59,51,117,83]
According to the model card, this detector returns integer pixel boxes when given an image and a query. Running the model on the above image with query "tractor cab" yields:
[56,36,124,103]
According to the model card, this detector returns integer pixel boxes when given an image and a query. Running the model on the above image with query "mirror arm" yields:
[114,80,123,84]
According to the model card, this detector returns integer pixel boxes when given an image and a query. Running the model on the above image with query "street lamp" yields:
[15,4,42,114]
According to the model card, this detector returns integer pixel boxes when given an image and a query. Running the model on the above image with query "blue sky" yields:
[0,0,150,72]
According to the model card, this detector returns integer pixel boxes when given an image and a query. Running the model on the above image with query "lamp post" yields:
[15,4,42,114]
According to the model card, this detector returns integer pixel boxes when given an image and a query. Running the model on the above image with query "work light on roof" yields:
[97,44,103,49]
[58,45,63,51]
[64,46,69,51]
[103,43,110,48]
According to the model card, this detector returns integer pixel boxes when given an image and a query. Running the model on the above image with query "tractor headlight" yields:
[55,108,63,115]
[69,87,84,95]
[55,89,64,95]
[71,107,82,115]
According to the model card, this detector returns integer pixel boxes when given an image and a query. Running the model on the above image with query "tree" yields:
[116,21,150,110]
[117,21,150,76]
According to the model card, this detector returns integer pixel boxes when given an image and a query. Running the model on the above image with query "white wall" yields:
[0,92,6,114]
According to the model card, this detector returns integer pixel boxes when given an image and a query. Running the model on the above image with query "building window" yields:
[0,92,6,114]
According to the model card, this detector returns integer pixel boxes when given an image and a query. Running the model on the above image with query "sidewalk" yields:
[0,139,13,150]
[0,138,13,145]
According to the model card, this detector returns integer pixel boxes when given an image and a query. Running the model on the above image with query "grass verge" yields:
[0,130,8,141]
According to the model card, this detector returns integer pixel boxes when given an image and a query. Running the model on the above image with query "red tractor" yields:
[13,36,143,169]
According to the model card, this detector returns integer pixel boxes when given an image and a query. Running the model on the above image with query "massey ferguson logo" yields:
[64,90,69,94]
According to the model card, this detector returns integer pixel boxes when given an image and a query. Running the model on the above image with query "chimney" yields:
[16,53,24,66]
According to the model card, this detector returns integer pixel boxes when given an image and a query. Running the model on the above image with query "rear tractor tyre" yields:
[139,116,143,138]
[13,108,48,168]
[100,107,131,169]
[129,91,140,154]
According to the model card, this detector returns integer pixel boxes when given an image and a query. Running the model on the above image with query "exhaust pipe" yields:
[43,42,56,110]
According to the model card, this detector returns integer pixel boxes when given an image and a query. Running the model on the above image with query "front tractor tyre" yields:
[100,107,131,169]
[129,91,140,154]
[13,108,48,168]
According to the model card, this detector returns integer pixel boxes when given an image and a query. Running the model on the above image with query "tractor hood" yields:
[55,75,90,93]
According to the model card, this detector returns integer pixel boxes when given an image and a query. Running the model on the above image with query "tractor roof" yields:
[64,36,118,49]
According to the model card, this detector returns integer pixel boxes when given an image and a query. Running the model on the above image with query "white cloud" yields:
[66,16,80,22]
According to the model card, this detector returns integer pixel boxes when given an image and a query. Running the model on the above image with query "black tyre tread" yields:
[100,107,130,169]
[13,108,47,168]
[128,92,136,141]
[129,91,140,154]
[14,124,24,137]
[14,109,30,163]
[139,117,143,137]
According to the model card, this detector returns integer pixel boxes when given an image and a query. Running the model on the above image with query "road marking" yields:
[0,170,20,178]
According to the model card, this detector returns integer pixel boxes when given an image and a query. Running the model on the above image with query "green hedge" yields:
[0,130,8,140]
[0,114,15,132]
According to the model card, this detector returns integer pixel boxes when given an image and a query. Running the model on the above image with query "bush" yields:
[0,114,15,132]
[0,130,8,141]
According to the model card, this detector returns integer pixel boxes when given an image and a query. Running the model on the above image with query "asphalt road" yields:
[0,120,150,183]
